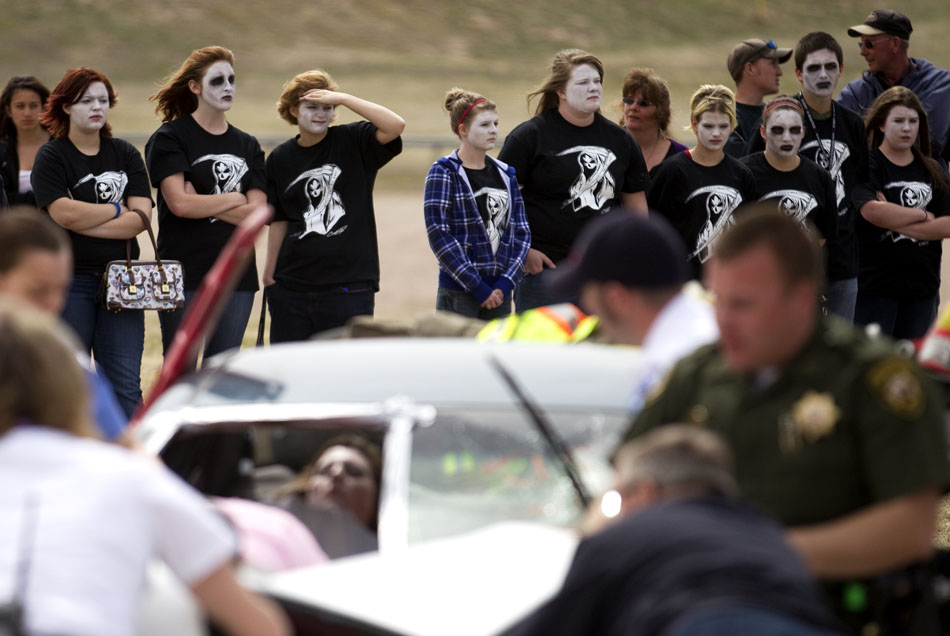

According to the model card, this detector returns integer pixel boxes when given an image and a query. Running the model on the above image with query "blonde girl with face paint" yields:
[146,46,267,361]
[30,67,153,419]
[739,97,837,245]
[852,87,950,339]
[498,49,649,311]
[423,88,530,319]
[647,85,757,280]
[262,69,404,342]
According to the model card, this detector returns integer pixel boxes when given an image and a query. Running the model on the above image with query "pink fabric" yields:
[213,497,329,571]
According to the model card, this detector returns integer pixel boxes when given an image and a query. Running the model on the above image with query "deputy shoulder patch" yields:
[867,357,926,420]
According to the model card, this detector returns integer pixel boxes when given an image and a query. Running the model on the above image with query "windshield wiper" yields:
[487,355,592,509]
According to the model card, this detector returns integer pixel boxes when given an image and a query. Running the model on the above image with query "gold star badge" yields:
[792,391,840,443]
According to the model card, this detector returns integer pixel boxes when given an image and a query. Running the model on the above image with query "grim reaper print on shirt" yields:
[193,154,248,195]
[884,180,933,244]
[557,145,617,213]
[286,165,347,238]
[686,185,744,262]
[762,189,818,224]
[473,186,509,254]
[191,153,249,223]
[74,171,128,204]
[801,139,850,213]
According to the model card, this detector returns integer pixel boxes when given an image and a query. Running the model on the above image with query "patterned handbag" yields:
[101,208,185,311]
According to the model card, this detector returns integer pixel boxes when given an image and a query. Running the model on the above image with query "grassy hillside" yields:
[4,0,946,146]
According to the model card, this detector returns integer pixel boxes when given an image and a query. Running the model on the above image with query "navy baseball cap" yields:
[548,212,690,296]
[847,10,913,40]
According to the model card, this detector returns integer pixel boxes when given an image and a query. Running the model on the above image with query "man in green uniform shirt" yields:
[623,211,949,587]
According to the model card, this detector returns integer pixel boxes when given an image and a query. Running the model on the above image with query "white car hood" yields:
[255,521,578,635]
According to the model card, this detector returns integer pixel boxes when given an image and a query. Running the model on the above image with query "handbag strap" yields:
[128,208,160,262]
[126,208,170,287]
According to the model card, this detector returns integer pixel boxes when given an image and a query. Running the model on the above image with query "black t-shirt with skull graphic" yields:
[741,152,837,242]
[647,151,757,279]
[32,137,152,274]
[852,149,950,299]
[265,121,402,291]
[464,164,508,255]
[145,116,265,291]
[747,102,868,281]
[498,110,649,262]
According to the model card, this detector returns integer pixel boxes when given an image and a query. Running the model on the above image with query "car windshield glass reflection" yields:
[408,407,623,543]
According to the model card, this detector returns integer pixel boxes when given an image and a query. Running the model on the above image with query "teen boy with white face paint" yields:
[262,69,404,342]
[741,97,836,247]
[747,32,868,322]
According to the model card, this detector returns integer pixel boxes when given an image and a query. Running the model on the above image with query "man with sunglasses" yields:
[724,38,792,158]
[838,10,950,162]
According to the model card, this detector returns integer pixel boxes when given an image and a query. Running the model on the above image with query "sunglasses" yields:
[858,35,893,50]
[622,97,652,107]
[751,39,777,60]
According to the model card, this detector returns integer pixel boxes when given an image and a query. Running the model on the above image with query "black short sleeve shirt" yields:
[32,137,151,273]
[498,110,649,262]
[145,116,265,291]
[265,122,402,290]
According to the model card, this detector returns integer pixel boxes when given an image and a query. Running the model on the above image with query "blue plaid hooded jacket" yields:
[424,151,531,302]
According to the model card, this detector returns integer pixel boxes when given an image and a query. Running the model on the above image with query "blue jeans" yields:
[854,293,939,340]
[824,277,857,323]
[61,272,144,419]
[436,287,512,320]
[668,605,839,636]
[159,289,255,361]
[267,282,374,344]
[514,267,578,312]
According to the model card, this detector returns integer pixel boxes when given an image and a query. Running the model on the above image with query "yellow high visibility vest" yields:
[477,303,598,343]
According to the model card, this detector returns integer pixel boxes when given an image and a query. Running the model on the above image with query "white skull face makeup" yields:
[462,110,499,152]
[66,81,109,134]
[199,61,235,112]
[692,111,732,152]
[799,49,841,99]
[560,64,602,115]
[296,101,334,137]
[880,105,919,152]
[763,108,804,159]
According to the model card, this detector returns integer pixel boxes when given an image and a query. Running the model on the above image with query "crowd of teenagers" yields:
[1,10,949,418]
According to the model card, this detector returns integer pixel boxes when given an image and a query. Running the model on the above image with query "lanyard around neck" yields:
[797,92,836,172]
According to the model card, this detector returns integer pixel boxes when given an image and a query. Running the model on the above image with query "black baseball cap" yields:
[847,9,913,40]
[548,212,690,296]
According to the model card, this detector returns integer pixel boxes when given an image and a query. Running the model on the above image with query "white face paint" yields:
[66,81,109,134]
[763,108,804,159]
[799,49,841,99]
[296,101,334,136]
[560,64,602,115]
[880,105,919,152]
[692,111,732,152]
[199,61,235,112]
[462,110,499,151]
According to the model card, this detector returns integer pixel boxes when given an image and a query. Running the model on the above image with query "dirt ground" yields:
[139,191,950,391]
[138,191,436,390]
